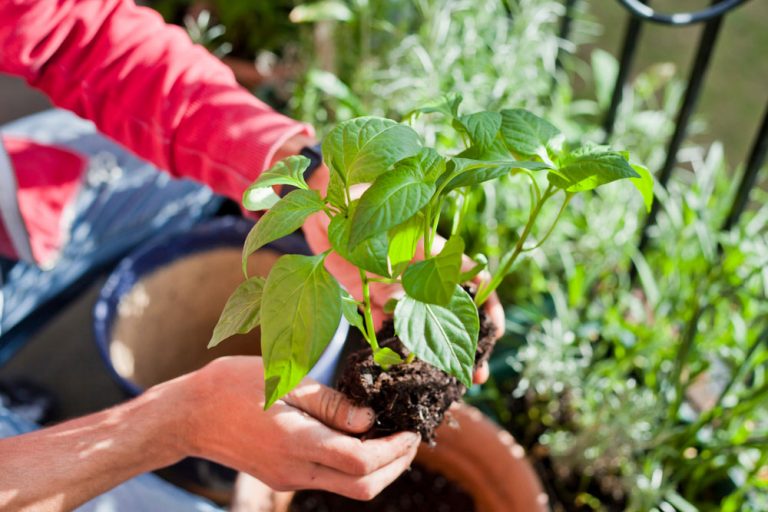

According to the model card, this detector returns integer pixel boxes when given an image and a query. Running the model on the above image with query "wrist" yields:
[136,374,199,467]
[270,133,318,167]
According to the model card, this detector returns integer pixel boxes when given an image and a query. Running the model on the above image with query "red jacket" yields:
[0,0,312,266]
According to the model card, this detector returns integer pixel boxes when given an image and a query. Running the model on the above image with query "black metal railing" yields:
[557,0,766,252]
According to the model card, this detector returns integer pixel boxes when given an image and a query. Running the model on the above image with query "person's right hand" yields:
[160,356,420,500]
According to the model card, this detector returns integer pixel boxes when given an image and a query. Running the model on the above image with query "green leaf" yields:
[459,254,487,282]
[208,277,265,348]
[261,254,342,408]
[591,49,619,109]
[457,111,502,150]
[322,117,421,186]
[304,69,365,116]
[394,286,479,387]
[341,290,365,334]
[406,93,462,120]
[326,167,347,211]
[243,155,311,210]
[394,147,446,183]
[443,158,550,193]
[388,214,423,277]
[457,139,514,161]
[349,166,434,248]
[290,1,354,23]
[630,163,654,212]
[402,236,464,305]
[242,189,325,276]
[241,187,280,211]
[383,298,398,315]
[373,347,404,369]
[328,201,390,276]
[548,151,640,192]
[500,109,561,161]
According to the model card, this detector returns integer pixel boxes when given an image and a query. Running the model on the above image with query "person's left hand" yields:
[302,164,504,385]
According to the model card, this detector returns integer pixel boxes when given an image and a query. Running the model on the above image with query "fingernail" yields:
[348,407,375,429]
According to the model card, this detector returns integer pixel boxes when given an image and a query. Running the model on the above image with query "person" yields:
[0,1,503,510]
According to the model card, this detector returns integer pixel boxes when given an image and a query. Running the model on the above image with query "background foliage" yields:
[151,0,768,509]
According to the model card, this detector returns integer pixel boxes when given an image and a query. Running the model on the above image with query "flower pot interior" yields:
[108,247,279,390]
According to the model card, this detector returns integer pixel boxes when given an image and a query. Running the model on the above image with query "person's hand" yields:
[164,356,420,500]
[302,165,504,385]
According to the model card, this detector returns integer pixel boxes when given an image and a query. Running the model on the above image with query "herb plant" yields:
[470,143,768,511]
[209,96,652,409]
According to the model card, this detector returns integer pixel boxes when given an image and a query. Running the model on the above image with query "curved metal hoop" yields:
[616,0,751,26]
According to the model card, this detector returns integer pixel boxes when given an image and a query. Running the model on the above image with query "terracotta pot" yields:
[232,403,549,512]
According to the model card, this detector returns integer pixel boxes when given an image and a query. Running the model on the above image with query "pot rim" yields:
[92,216,347,395]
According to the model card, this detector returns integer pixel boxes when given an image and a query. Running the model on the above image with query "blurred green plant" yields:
[289,0,570,139]
[183,9,232,58]
[151,0,302,59]
[469,142,768,511]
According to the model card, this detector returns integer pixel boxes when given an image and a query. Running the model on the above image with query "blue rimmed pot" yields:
[93,216,348,503]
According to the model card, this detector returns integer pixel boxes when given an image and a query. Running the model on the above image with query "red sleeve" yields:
[0,0,313,201]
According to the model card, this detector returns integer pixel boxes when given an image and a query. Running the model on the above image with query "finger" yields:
[284,379,374,433]
[473,361,489,385]
[303,438,420,500]
[483,291,505,339]
[310,430,420,476]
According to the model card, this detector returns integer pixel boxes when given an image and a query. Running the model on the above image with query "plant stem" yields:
[359,269,380,352]
[476,183,556,305]
[424,204,433,256]
[667,301,706,422]
[523,192,573,252]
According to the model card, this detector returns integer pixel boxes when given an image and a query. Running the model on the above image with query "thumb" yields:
[283,379,374,434]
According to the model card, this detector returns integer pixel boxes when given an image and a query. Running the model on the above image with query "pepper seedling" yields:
[209,95,653,408]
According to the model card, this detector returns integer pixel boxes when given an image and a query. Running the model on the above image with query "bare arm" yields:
[0,385,183,511]
[0,357,420,511]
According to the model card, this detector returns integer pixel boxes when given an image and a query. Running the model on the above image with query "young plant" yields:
[209,95,652,409]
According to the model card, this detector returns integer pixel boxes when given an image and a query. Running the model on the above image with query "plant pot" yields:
[92,216,348,501]
[232,403,549,512]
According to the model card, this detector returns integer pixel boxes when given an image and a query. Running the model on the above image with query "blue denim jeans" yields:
[0,405,224,511]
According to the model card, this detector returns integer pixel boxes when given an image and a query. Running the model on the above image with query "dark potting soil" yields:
[295,301,494,511]
[337,308,497,441]
[289,462,476,512]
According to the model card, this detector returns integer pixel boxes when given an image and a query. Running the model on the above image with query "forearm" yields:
[0,0,313,201]
[0,383,186,511]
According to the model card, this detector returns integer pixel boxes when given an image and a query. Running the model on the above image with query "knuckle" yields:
[350,481,378,501]
[320,389,346,424]
[335,449,370,475]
